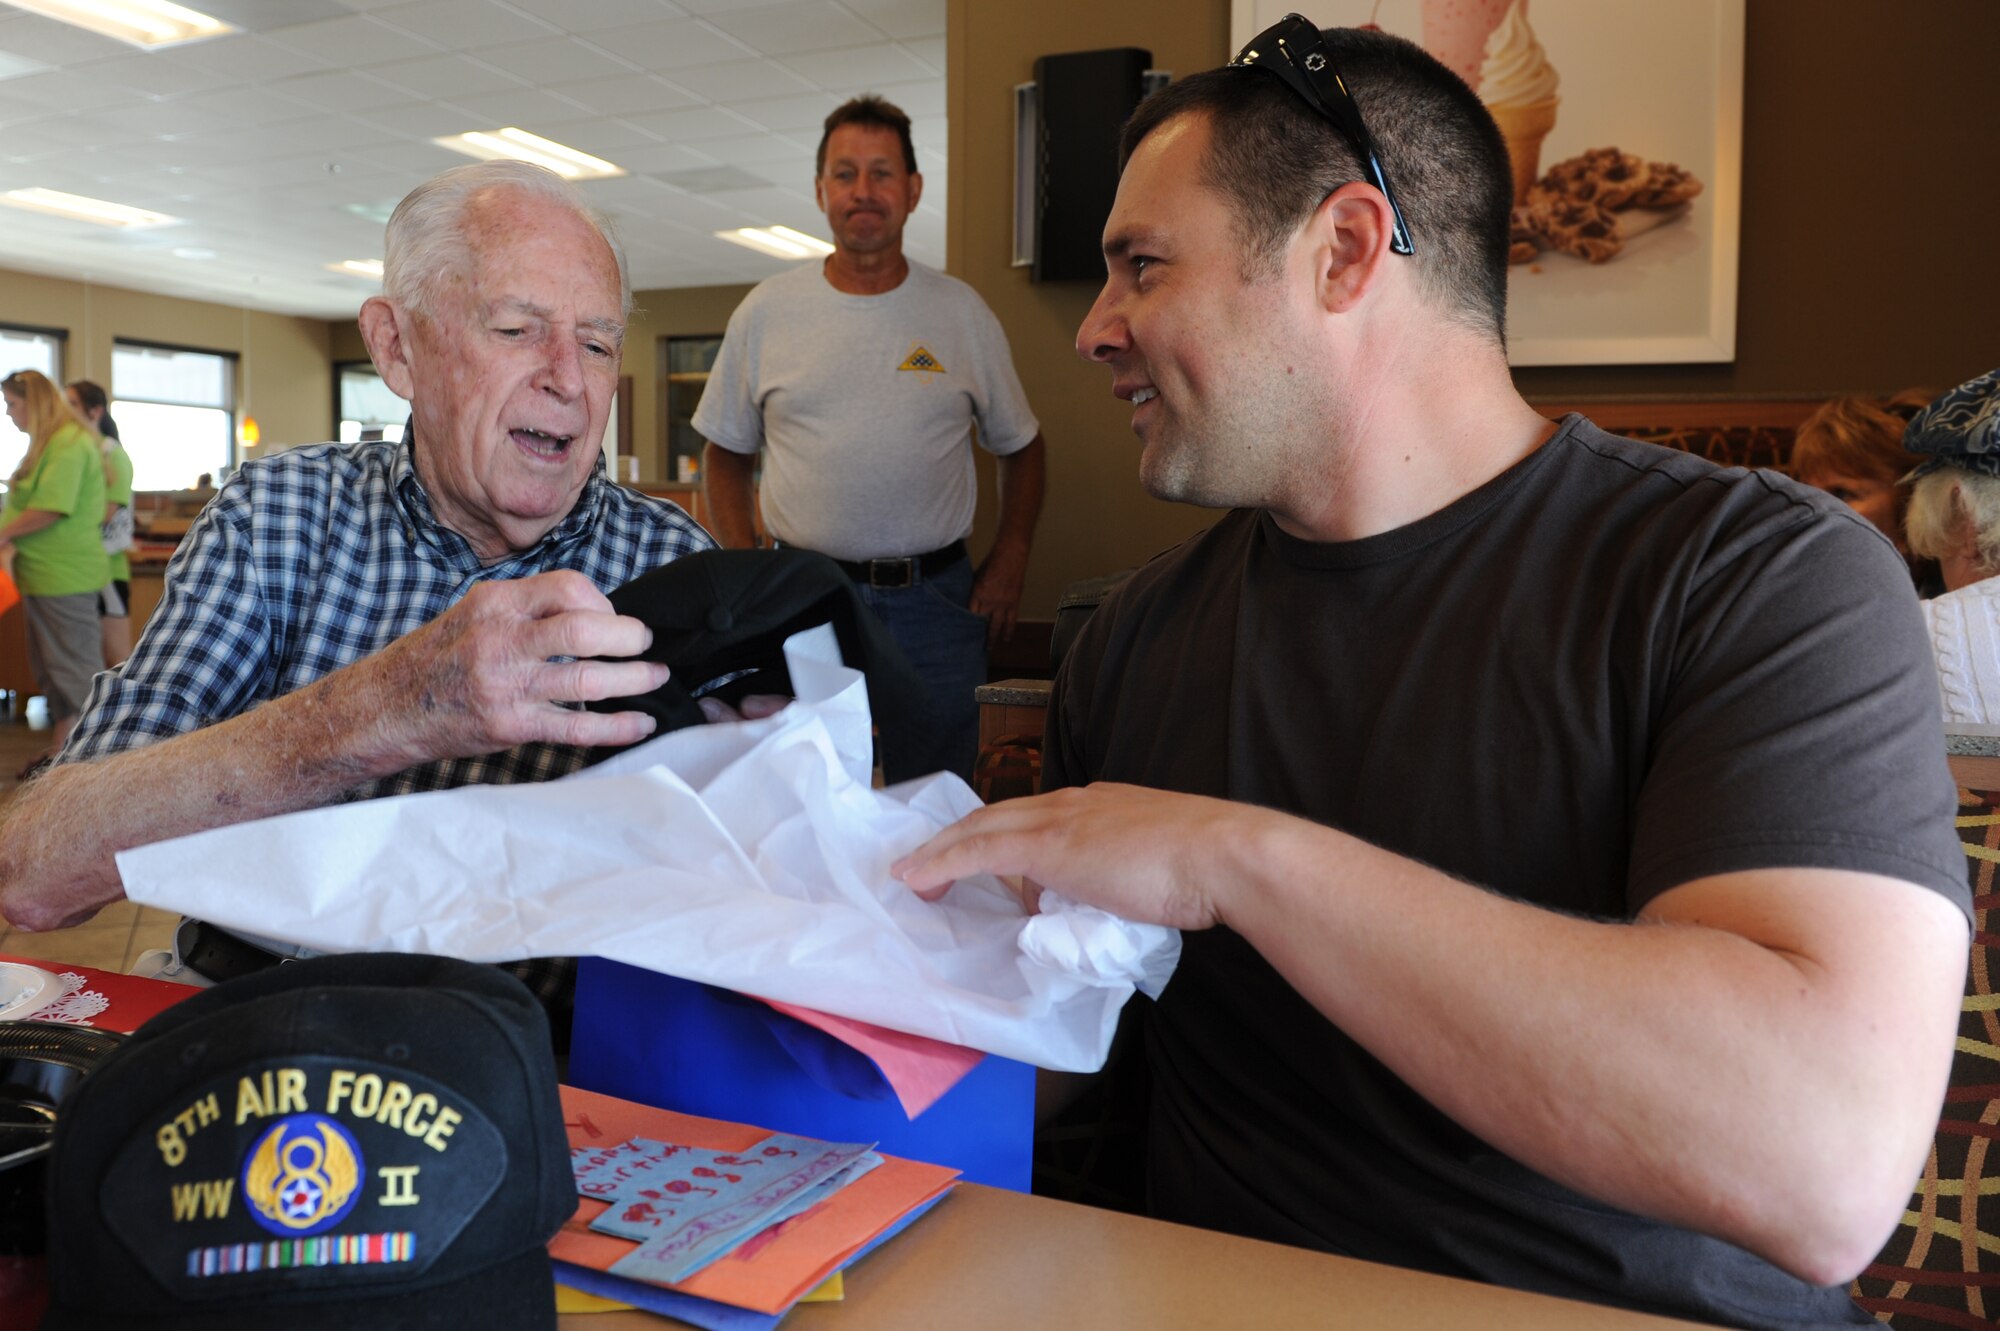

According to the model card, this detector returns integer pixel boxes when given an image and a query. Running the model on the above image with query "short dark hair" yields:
[817,94,918,176]
[1120,27,1513,343]
[67,378,107,413]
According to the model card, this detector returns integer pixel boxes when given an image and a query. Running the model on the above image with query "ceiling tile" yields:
[0,70,149,112]
[664,58,814,102]
[900,35,943,71]
[370,0,558,48]
[573,20,750,71]
[778,41,934,89]
[837,0,945,40]
[0,13,130,64]
[502,0,686,29]
[543,74,697,118]
[262,15,439,66]
[619,105,761,141]
[879,82,944,117]
[0,50,51,81]
[686,131,815,166]
[521,117,662,154]
[270,70,424,112]
[89,100,238,137]
[591,140,719,175]
[725,92,844,133]
[471,36,637,83]
[702,3,882,57]
[69,53,218,101]
[346,100,492,138]
[366,53,527,99]
[653,164,771,194]
[439,86,596,127]
[178,87,320,124]
[346,139,474,174]
[155,35,334,83]
[184,0,360,33]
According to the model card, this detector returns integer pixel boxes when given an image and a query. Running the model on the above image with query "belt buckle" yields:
[867,556,916,588]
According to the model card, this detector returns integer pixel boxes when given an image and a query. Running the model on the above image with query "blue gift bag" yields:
[569,958,1036,1191]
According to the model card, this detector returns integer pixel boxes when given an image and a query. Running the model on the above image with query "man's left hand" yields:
[970,542,1029,647]
[892,782,1250,931]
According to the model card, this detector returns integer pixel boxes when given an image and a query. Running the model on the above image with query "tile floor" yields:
[0,697,179,971]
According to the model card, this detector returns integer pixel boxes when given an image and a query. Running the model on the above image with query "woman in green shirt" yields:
[2,369,109,766]
[68,379,135,666]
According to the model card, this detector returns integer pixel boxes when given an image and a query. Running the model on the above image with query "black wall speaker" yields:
[1032,47,1154,283]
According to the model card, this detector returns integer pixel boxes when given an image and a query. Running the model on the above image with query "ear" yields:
[813,174,828,214]
[1308,181,1398,315]
[906,170,924,213]
[358,296,418,403]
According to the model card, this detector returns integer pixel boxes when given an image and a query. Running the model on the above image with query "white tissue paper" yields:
[116,625,1180,1072]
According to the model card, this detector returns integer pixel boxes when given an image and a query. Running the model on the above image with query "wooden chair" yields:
[1850,787,2000,1328]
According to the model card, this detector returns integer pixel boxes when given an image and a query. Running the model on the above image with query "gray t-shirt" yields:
[1048,416,1968,1330]
[692,261,1039,561]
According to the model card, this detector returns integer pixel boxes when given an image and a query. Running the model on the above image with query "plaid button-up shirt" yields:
[62,435,714,1005]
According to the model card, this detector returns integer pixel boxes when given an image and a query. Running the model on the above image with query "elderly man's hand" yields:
[369,569,671,763]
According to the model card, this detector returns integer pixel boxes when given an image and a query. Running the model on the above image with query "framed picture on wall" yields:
[1229,1,1745,365]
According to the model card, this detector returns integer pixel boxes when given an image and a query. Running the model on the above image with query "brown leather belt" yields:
[780,539,966,589]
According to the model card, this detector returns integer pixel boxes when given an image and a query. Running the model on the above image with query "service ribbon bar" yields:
[186,1231,416,1277]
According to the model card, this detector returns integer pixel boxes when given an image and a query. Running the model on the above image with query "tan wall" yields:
[0,267,333,453]
[947,0,2000,618]
[948,0,1231,620]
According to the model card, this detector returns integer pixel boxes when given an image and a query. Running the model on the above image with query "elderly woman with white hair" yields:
[1903,368,2000,722]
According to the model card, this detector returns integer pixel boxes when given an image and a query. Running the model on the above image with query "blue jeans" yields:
[857,557,986,783]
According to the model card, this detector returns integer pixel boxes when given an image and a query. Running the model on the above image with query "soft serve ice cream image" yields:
[1476,0,1560,206]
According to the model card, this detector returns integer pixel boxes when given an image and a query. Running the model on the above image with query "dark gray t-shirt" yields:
[1045,417,1968,1331]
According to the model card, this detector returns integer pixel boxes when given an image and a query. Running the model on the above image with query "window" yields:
[336,362,407,444]
[112,341,236,491]
[664,335,723,484]
[0,324,66,483]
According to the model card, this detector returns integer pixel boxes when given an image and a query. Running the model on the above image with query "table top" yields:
[561,1182,1712,1330]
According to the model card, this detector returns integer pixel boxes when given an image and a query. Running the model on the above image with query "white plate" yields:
[0,962,59,1020]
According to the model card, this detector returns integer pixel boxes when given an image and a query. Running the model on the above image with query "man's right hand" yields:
[364,569,671,766]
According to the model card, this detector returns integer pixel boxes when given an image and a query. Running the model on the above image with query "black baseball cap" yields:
[591,546,928,782]
[41,954,574,1330]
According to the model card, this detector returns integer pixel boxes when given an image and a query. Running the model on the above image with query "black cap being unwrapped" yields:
[591,547,928,782]
[41,954,574,1330]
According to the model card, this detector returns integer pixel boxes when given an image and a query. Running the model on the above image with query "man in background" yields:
[698,94,1046,783]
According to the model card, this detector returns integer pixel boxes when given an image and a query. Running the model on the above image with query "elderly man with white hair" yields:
[0,161,713,1007]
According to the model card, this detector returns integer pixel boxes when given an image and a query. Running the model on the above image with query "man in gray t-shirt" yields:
[696,94,1045,783]
[894,25,1971,1331]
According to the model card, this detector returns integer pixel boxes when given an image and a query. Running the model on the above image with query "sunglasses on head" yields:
[1229,12,1414,256]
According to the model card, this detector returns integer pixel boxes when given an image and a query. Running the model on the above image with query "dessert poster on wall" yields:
[1228,1,1745,365]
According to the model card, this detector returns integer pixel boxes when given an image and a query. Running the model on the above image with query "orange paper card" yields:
[555,1084,956,1315]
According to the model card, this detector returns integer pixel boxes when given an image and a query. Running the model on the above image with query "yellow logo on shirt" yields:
[897,345,946,374]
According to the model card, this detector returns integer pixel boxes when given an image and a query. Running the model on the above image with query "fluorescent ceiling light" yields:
[326,259,384,278]
[431,127,625,181]
[0,0,234,49]
[2,187,178,228]
[713,226,836,260]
